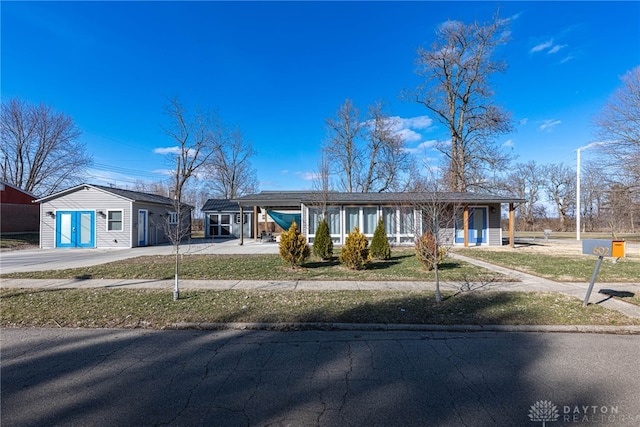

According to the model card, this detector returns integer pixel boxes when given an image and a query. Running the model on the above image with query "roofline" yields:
[35,183,194,208]
[0,180,38,199]
[234,191,526,207]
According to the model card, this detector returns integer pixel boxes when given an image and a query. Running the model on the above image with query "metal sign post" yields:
[581,239,625,307]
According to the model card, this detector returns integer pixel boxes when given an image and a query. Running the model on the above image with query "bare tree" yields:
[499,161,545,231]
[594,66,640,183]
[324,99,417,193]
[544,163,576,232]
[311,153,332,217]
[161,97,219,300]
[324,99,362,193]
[205,123,258,199]
[1,97,91,196]
[579,160,607,232]
[408,13,514,191]
[593,66,640,232]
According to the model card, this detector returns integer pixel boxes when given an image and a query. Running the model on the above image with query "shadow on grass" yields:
[302,258,341,269]
[288,292,551,325]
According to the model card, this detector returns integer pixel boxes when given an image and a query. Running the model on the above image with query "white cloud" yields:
[547,44,567,54]
[503,139,515,148]
[295,171,320,181]
[519,118,529,126]
[399,115,432,129]
[538,119,562,132]
[530,39,554,53]
[395,128,422,143]
[280,170,289,175]
[152,169,174,176]
[153,146,181,155]
[530,38,569,57]
[403,139,439,154]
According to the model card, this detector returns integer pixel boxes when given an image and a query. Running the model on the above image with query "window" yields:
[168,212,178,224]
[107,210,123,231]
[400,209,414,234]
[308,208,321,235]
[345,207,359,232]
[383,207,396,235]
[362,207,377,234]
[327,207,340,235]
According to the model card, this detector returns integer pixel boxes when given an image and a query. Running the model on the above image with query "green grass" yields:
[2,288,638,329]
[0,233,39,249]
[455,249,640,282]
[515,231,640,243]
[0,250,505,282]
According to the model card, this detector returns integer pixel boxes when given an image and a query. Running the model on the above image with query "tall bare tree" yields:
[594,66,640,183]
[1,97,91,196]
[161,97,219,300]
[324,99,362,193]
[593,66,640,232]
[409,13,514,191]
[323,99,417,193]
[205,123,258,199]
[360,101,416,192]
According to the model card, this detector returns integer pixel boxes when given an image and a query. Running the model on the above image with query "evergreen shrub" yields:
[339,226,370,270]
[312,218,333,260]
[279,220,310,268]
[370,217,391,260]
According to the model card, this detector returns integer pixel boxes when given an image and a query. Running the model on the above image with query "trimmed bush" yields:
[279,220,310,268]
[415,231,446,271]
[339,226,370,270]
[370,217,391,260]
[312,218,333,260]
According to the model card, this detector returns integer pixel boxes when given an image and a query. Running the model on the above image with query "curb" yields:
[168,322,640,334]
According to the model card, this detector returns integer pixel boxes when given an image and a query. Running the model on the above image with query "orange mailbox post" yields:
[581,239,626,307]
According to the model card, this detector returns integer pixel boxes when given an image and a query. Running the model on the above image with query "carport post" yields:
[239,205,244,245]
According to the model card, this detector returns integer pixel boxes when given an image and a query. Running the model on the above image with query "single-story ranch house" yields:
[234,191,524,247]
[36,184,192,249]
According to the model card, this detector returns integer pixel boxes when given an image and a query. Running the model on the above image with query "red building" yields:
[1,181,39,233]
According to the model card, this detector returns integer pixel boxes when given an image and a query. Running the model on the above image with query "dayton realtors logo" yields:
[529,400,560,426]
[529,400,638,425]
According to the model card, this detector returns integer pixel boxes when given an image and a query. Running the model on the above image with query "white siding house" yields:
[235,191,525,247]
[35,184,192,249]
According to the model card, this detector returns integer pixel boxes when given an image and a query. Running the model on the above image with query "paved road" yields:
[2,327,639,427]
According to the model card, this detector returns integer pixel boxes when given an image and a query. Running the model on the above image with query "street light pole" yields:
[576,148,581,241]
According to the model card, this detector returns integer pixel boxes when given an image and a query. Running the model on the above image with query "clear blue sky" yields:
[2,1,639,192]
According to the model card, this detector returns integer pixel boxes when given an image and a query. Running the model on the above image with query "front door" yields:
[138,210,148,246]
[56,211,95,248]
[455,207,487,245]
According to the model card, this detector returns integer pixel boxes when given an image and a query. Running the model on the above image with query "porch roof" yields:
[234,191,525,208]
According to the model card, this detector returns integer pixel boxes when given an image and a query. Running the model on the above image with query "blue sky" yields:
[2,1,639,192]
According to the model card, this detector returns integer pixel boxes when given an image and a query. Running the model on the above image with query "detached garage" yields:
[35,184,192,249]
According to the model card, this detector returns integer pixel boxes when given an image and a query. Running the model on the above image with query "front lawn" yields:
[2,288,638,328]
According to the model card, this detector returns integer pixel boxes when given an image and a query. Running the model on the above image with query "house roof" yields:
[201,199,240,212]
[35,183,194,208]
[234,191,525,207]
